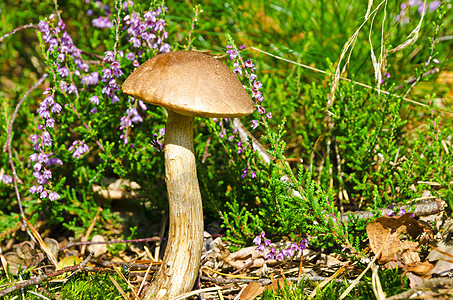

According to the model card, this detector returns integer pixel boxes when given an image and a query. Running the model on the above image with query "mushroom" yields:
[122,51,254,299]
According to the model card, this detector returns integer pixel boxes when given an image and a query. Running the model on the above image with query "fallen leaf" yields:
[56,256,83,271]
[406,260,434,276]
[220,245,275,270]
[240,282,265,300]
[366,213,433,263]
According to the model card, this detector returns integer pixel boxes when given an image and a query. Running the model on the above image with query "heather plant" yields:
[202,1,451,254]
[1,0,173,236]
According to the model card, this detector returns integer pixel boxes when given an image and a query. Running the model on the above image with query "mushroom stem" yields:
[144,110,204,299]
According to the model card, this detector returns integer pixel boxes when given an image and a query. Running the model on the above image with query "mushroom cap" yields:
[122,51,255,118]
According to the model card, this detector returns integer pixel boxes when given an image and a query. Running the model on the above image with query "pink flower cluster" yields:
[253,232,309,261]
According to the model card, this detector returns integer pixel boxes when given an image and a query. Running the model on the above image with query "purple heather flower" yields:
[38,153,48,163]
[57,67,69,77]
[241,168,248,178]
[90,95,100,105]
[256,244,266,252]
[299,239,309,251]
[2,175,13,184]
[68,84,77,94]
[126,52,135,60]
[36,185,44,193]
[102,68,112,81]
[253,235,261,245]
[49,191,60,201]
[264,239,271,246]
[433,58,439,64]
[31,134,40,143]
[42,131,52,146]
[266,112,272,119]
[47,157,63,166]
[103,51,114,62]
[46,118,55,128]
[51,103,62,113]
[226,49,238,61]
[265,252,275,260]
[92,16,113,28]
[275,251,284,261]
[233,66,242,76]
[33,162,42,171]
[29,185,38,194]
[251,120,259,129]
[253,81,263,89]
[30,153,38,161]
[159,43,171,53]
[258,106,265,114]
[43,170,52,179]
[40,190,48,198]
[244,59,254,68]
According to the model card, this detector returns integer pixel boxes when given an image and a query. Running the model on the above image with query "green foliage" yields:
[0,0,451,298]
[0,271,129,300]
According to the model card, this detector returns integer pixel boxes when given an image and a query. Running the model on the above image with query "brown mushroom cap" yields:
[122,51,255,118]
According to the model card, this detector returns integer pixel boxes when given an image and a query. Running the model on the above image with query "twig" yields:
[0,24,39,43]
[232,118,303,199]
[172,286,223,300]
[4,73,49,228]
[94,260,160,271]
[393,67,439,90]
[80,207,103,255]
[60,236,162,251]
[338,200,445,223]
[200,274,353,285]
[387,278,453,300]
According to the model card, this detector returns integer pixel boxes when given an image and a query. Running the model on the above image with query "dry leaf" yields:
[366,213,433,263]
[4,242,45,275]
[220,246,271,270]
[240,282,265,300]
[56,256,83,270]
[407,260,434,276]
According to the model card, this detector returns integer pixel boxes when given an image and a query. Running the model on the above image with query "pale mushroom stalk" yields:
[147,111,204,298]
[121,51,254,300]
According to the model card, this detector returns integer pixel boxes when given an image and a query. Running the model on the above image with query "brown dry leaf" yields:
[4,242,45,275]
[366,213,433,263]
[220,245,271,270]
[240,282,265,300]
[406,260,434,276]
